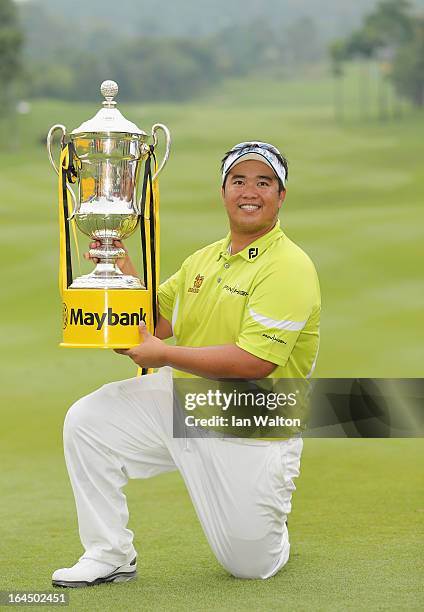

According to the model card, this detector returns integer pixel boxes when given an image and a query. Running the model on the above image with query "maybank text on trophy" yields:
[47,80,171,348]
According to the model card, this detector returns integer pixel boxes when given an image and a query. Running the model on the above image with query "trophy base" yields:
[70,263,144,289]
[61,287,152,348]
[70,274,143,289]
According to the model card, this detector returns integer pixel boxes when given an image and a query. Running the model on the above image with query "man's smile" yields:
[239,204,261,211]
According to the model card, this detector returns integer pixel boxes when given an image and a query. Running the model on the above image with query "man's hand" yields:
[83,239,139,278]
[115,322,167,368]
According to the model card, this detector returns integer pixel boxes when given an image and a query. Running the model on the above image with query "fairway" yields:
[0,71,423,610]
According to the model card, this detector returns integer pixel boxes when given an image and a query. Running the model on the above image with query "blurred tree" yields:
[109,37,220,102]
[392,17,424,106]
[329,40,346,121]
[332,0,413,60]
[210,18,281,77]
[0,0,23,112]
[360,0,413,49]
[330,0,416,119]
[132,40,217,101]
[29,61,75,100]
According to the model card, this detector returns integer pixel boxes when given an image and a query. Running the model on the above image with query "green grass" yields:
[0,441,423,610]
[0,67,423,610]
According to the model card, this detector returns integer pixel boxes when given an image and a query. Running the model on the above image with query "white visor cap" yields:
[222,142,286,188]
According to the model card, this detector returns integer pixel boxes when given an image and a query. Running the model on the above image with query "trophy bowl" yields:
[70,130,149,289]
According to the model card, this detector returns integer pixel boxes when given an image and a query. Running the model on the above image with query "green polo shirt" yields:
[158,220,320,379]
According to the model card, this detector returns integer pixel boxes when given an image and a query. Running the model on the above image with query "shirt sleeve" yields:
[158,269,182,324]
[236,266,318,367]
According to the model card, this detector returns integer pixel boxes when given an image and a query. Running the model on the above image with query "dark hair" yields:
[221,143,289,193]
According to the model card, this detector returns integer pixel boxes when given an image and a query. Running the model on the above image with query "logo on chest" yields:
[188,274,204,293]
[222,284,249,297]
[248,247,259,259]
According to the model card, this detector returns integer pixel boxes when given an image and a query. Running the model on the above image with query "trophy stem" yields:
[92,237,124,265]
[70,237,143,289]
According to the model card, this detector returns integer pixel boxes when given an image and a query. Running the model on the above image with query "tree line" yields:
[24,16,323,103]
[3,0,323,104]
[1,0,423,108]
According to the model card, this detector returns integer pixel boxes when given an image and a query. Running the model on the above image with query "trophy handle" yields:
[151,123,171,181]
[47,124,78,216]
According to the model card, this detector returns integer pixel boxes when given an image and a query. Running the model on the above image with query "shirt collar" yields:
[217,220,284,262]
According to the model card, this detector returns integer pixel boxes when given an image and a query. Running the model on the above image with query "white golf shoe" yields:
[52,557,137,588]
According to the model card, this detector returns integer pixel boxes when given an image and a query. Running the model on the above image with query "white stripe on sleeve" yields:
[171,295,180,334]
[248,306,306,331]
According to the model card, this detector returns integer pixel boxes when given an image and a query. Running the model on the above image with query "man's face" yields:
[221,159,285,236]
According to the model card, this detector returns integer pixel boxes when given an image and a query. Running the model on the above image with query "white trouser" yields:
[63,367,303,579]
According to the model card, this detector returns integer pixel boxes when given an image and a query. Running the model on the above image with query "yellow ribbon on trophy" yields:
[137,148,160,377]
[58,144,81,296]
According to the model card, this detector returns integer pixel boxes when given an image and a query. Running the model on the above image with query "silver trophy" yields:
[47,80,170,289]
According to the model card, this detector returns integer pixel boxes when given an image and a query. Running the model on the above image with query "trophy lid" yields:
[71,80,146,135]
